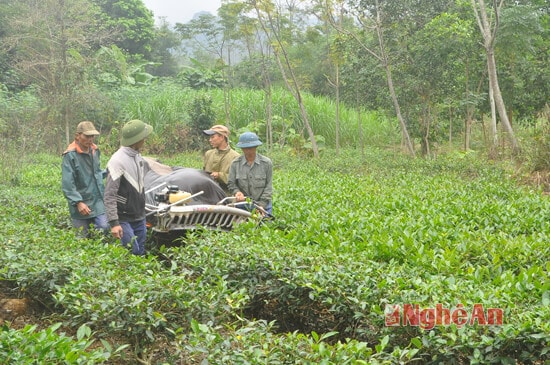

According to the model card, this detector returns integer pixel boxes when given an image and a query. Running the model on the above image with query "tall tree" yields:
[221,0,278,146]
[324,0,415,155]
[371,0,415,156]
[496,2,548,119]
[403,6,485,154]
[2,0,112,149]
[252,0,320,158]
[92,0,155,57]
[148,18,183,77]
[0,1,17,90]
[176,13,239,123]
[313,0,345,155]
[471,0,520,154]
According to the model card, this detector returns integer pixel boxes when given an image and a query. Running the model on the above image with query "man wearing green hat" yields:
[104,119,153,255]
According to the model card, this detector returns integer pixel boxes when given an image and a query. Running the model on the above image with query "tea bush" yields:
[0,149,548,364]
[0,323,113,364]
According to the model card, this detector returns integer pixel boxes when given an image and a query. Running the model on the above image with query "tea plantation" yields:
[0,149,548,364]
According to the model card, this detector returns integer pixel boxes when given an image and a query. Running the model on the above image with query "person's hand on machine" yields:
[235,191,246,202]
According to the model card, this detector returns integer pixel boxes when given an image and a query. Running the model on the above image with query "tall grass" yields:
[115,82,398,149]
[209,88,399,148]
[5,81,544,165]
[111,84,196,134]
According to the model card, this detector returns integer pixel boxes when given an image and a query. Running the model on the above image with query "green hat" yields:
[121,119,153,147]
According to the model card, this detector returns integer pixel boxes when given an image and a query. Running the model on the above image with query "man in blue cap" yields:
[104,119,153,255]
[227,132,273,216]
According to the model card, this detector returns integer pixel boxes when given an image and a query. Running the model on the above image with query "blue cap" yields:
[237,132,262,148]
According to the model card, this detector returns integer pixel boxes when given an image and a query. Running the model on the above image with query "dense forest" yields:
[0,0,548,161]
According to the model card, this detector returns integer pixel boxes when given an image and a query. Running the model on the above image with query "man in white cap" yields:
[202,124,240,192]
[62,121,109,237]
[104,119,153,255]
[228,131,273,216]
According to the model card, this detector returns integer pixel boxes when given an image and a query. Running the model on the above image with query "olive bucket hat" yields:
[121,119,153,147]
[237,132,262,148]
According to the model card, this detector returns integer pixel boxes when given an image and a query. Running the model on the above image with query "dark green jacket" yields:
[61,141,106,219]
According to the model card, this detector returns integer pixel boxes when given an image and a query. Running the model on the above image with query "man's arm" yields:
[257,159,273,208]
[203,149,214,173]
[227,159,240,196]
[104,171,124,239]
[61,153,82,205]
[103,171,121,227]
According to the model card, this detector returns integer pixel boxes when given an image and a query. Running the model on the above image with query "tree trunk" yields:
[355,91,365,159]
[487,49,519,153]
[381,50,415,156]
[488,77,498,156]
[448,105,453,147]
[253,1,319,157]
[420,101,431,157]
[265,87,273,148]
[471,0,520,155]
[335,63,341,156]
[260,40,274,148]
[375,1,415,156]
[465,117,472,151]
[223,48,232,124]
[463,60,473,151]
[324,0,415,156]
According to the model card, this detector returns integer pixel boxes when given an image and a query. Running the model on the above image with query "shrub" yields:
[0,323,115,364]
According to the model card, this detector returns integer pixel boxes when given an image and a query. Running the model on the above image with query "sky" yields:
[142,0,222,25]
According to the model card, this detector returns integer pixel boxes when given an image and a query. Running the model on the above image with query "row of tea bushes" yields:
[0,151,548,363]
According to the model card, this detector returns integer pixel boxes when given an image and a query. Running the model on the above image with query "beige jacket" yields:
[203,147,240,189]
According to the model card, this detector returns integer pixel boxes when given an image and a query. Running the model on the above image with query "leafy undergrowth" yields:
[0,150,548,364]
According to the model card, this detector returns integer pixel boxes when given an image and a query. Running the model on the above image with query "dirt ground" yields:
[0,280,53,330]
[529,170,550,194]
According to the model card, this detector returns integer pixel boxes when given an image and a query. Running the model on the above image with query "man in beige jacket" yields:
[203,124,240,193]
